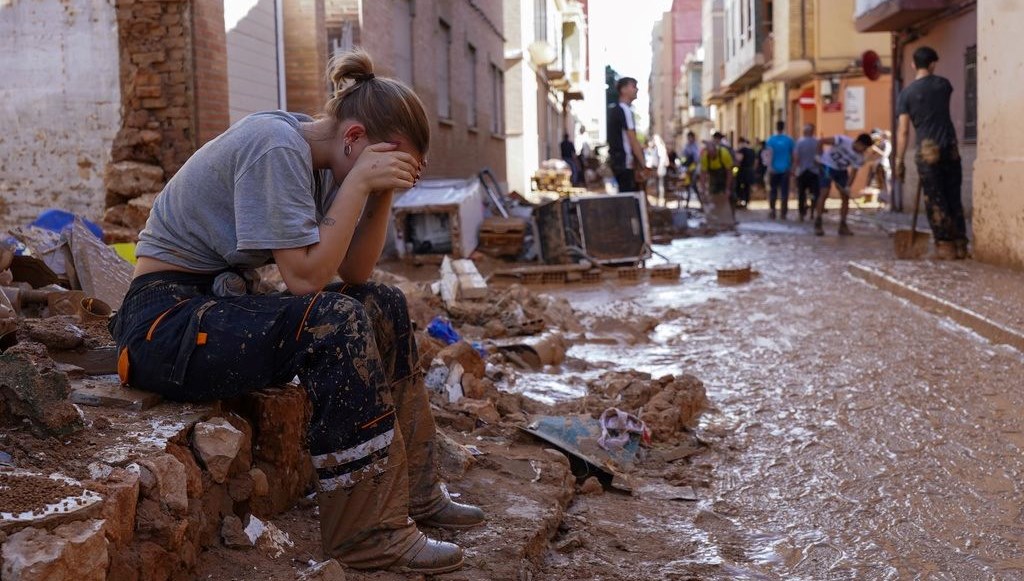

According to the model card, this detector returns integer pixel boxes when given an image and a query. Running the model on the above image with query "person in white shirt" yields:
[813,133,874,236]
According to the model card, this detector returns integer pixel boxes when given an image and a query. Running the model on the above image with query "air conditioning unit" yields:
[534,192,651,265]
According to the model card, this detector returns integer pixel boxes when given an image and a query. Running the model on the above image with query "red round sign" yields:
[798,89,816,110]
[863,50,882,81]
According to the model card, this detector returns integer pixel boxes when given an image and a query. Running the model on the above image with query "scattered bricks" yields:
[165,443,203,499]
[297,559,347,581]
[1,519,108,581]
[617,266,642,280]
[220,515,252,549]
[0,344,85,437]
[522,272,543,285]
[437,341,485,381]
[134,453,188,515]
[198,484,233,547]
[582,269,602,283]
[191,417,244,485]
[85,468,140,548]
[105,161,164,199]
[650,263,682,280]
[542,271,566,284]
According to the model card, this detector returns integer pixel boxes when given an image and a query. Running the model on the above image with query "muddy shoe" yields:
[934,241,956,260]
[814,218,824,236]
[838,222,854,236]
[954,239,970,259]
[769,209,776,220]
[390,535,464,574]
[417,499,485,530]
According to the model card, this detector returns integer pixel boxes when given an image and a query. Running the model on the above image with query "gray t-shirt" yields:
[137,111,337,272]
[794,136,820,175]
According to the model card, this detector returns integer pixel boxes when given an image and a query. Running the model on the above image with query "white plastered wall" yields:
[0,0,122,231]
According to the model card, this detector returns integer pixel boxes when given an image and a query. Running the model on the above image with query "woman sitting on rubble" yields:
[108,49,482,575]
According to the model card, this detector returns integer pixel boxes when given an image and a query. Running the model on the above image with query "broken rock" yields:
[134,453,188,515]
[0,344,84,437]
[85,468,140,548]
[297,559,347,581]
[191,417,244,484]
[437,341,485,379]
[220,515,253,549]
[1,519,108,581]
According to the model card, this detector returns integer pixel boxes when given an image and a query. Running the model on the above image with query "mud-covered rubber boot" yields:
[838,222,854,236]
[318,429,459,572]
[814,217,824,236]
[390,533,464,574]
[397,371,485,528]
[415,485,485,530]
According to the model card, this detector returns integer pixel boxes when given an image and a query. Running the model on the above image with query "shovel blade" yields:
[894,229,930,259]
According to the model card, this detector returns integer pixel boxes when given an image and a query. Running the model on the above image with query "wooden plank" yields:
[48,346,117,376]
[69,378,162,411]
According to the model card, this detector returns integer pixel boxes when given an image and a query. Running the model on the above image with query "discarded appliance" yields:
[393,177,486,259]
[534,192,651,265]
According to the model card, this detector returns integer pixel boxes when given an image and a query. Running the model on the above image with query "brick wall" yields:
[357,0,507,182]
[102,0,201,240]
[194,0,230,143]
[285,0,329,116]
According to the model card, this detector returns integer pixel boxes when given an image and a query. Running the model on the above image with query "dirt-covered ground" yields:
[187,208,1024,579]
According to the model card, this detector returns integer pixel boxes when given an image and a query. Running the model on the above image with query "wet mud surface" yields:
[517,215,1024,580]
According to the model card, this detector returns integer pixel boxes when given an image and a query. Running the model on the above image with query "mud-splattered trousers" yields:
[109,272,446,567]
[916,144,967,243]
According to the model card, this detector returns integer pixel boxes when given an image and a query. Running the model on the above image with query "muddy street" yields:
[516,214,1024,580]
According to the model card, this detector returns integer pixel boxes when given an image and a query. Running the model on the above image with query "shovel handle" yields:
[910,179,923,234]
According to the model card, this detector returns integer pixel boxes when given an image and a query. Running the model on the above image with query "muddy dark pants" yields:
[796,170,819,218]
[110,272,446,567]
[916,146,967,243]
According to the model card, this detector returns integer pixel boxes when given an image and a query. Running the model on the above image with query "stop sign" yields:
[798,89,816,110]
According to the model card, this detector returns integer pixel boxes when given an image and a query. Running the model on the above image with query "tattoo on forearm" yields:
[321,217,336,226]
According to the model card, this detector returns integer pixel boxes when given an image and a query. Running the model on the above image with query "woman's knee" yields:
[304,292,372,340]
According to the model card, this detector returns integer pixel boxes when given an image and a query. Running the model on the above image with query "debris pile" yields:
[563,371,708,443]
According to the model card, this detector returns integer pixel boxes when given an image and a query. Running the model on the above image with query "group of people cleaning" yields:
[657,123,887,236]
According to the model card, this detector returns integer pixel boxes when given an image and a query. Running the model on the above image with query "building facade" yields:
[650,0,702,148]
[504,0,588,195]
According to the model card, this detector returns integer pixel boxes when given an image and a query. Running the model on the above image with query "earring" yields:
[344,143,352,156]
